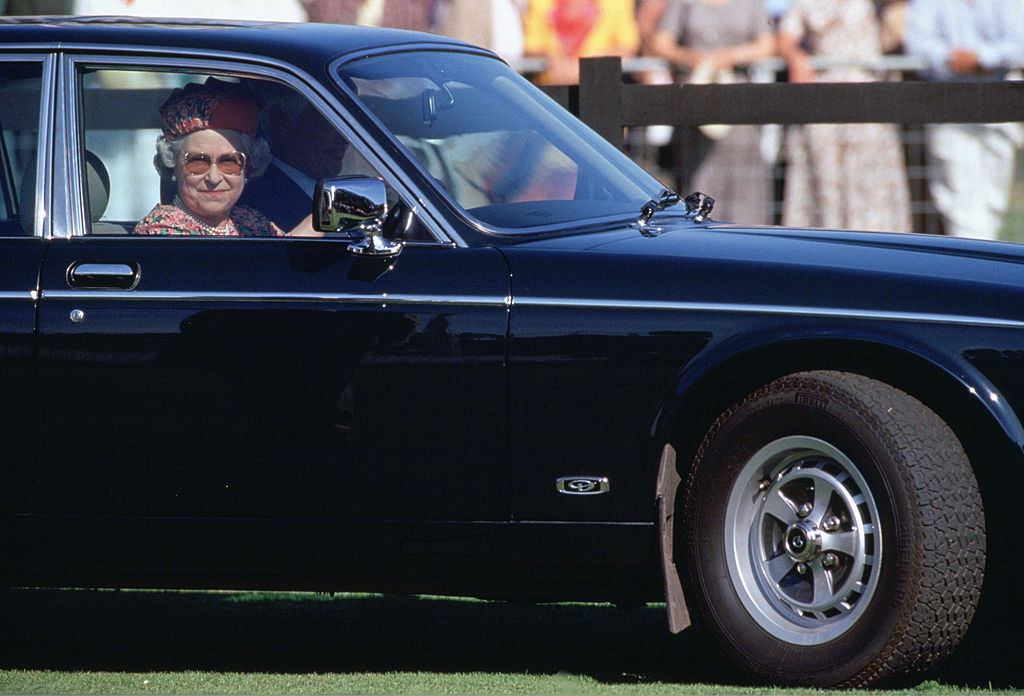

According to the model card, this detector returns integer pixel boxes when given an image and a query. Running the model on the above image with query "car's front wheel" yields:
[682,370,985,688]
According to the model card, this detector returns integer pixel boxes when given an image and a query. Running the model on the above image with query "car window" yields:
[337,51,662,232]
[76,66,402,238]
[0,61,43,237]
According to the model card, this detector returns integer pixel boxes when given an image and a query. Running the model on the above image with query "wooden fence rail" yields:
[541,56,1024,149]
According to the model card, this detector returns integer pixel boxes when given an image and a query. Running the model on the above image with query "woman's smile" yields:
[174,128,248,228]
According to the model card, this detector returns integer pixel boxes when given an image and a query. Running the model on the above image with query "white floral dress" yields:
[779,0,912,233]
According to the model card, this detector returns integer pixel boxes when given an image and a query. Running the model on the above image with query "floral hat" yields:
[159,77,261,139]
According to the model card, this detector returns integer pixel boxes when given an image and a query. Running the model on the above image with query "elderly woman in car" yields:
[135,78,318,236]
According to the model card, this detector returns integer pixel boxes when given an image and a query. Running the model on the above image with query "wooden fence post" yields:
[578,56,625,149]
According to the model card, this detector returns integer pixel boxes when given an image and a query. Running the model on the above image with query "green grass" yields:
[998,150,1024,243]
[3,672,1014,695]
[0,589,1019,695]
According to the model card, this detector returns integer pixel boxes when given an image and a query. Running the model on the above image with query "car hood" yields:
[515,219,1024,262]
[500,219,1024,326]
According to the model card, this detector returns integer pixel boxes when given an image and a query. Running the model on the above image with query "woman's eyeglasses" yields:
[181,151,247,176]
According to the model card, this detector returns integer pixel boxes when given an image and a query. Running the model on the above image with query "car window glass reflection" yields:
[340,54,656,230]
[78,67,417,238]
[0,62,43,237]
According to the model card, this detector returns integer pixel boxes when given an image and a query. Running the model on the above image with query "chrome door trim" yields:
[42,289,1022,329]
[512,296,1024,330]
[39,289,1022,328]
[0,291,40,301]
[41,289,512,308]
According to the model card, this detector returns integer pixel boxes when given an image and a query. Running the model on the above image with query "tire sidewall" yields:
[684,381,923,685]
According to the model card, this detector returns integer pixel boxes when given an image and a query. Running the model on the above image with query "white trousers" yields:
[926,122,1022,240]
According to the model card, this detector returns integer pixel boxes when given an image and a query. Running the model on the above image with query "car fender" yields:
[658,323,1024,451]
[653,322,1024,634]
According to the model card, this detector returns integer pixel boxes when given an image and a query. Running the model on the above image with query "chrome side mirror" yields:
[314,176,403,257]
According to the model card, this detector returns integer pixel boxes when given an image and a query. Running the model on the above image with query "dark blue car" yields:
[0,15,1017,688]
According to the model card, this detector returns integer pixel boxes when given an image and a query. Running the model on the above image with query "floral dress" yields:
[134,200,284,236]
[779,0,912,233]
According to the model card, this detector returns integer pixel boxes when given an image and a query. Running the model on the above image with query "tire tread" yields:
[683,370,985,688]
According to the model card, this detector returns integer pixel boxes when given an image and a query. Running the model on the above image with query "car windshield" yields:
[335,50,663,233]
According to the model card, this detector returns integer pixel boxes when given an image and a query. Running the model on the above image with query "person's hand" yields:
[706,48,737,71]
[948,48,981,75]
[285,214,324,237]
[787,52,816,84]
[546,54,581,85]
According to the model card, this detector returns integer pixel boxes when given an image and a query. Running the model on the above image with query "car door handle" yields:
[67,262,141,290]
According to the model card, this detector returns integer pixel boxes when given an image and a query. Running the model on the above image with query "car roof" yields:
[0,16,478,71]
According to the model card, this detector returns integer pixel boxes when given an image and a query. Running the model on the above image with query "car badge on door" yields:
[556,476,610,495]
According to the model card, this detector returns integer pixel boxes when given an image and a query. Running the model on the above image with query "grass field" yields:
[998,151,1024,243]
[0,588,1020,695]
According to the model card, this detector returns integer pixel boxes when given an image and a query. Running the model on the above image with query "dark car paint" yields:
[0,19,1021,611]
[1,240,41,516]
[503,222,1024,530]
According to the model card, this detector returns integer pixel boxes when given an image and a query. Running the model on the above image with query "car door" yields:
[0,57,48,543]
[28,59,511,580]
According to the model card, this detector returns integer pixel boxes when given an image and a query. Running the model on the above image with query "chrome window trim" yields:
[54,53,76,239]
[331,42,498,68]
[511,296,1024,330]
[0,53,55,239]
[57,49,457,245]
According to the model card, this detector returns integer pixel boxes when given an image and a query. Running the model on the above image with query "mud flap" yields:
[657,443,691,633]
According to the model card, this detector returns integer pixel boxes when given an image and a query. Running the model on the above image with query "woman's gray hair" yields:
[154,130,272,178]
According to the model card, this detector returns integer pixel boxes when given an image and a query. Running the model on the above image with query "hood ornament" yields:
[633,189,679,236]
[683,192,715,223]
[633,190,714,236]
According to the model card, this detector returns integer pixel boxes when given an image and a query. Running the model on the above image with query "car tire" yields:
[682,370,985,688]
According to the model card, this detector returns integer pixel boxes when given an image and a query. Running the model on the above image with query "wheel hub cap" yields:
[725,436,883,645]
[784,522,821,562]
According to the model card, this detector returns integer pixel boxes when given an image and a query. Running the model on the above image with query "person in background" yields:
[73,0,306,19]
[522,0,640,85]
[238,84,350,231]
[877,0,908,54]
[777,0,912,233]
[649,0,777,224]
[3,0,71,13]
[631,0,676,172]
[437,0,525,62]
[905,0,1024,240]
[763,0,793,27]
[636,0,670,46]
[304,0,441,31]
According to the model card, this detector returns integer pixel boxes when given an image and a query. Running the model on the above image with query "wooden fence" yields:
[541,56,1024,149]
[538,57,1024,236]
